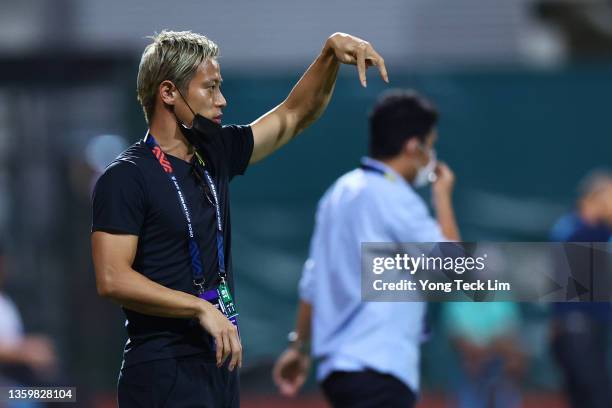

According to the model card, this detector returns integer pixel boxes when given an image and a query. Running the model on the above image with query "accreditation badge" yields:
[199,282,239,328]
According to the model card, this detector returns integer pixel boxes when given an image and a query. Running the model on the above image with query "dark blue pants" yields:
[117,354,239,408]
[321,370,416,408]
[552,317,612,408]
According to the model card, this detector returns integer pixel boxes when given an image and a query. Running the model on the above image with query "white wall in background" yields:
[0,0,563,68]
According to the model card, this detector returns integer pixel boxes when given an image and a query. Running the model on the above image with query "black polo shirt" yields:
[91,125,253,369]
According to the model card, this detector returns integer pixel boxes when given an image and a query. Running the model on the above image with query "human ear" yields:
[404,138,421,156]
[159,80,178,106]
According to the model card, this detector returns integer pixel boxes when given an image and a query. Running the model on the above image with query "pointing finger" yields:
[367,46,389,83]
[374,56,389,83]
[356,42,367,87]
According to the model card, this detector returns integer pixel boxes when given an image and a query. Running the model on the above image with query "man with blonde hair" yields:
[91,30,387,407]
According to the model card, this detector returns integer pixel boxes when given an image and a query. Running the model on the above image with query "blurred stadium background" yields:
[0,0,611,406]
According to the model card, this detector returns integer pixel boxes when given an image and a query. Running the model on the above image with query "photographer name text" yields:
[372,279,511,293]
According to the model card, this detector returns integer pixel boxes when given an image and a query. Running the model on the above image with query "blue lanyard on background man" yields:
[360,160,397,182]
[143,132,227,293]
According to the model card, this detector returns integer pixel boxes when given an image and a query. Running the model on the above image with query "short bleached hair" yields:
[136,30,219,123]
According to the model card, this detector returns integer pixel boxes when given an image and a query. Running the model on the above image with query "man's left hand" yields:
[326,33,389,87]
[272,347,311,397]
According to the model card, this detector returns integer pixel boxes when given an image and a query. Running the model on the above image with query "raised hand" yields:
[326,32,389,87]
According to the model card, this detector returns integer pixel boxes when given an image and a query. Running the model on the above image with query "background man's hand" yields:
[326,32,389,87]
[19,335,58,373]
[432,161,455,198]
[197,301,242,371]
[272,347,311,397]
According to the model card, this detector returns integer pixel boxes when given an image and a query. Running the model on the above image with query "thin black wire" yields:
[191,161,214,206]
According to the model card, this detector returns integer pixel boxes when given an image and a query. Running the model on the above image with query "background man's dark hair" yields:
[368,89,438,160]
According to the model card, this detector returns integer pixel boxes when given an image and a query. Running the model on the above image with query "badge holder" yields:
[198,278,239,328]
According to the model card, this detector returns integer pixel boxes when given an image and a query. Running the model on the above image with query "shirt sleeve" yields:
[220,125,254,180]
[298,258,316,303]
[91,161,147,235]
[298,196,328,303]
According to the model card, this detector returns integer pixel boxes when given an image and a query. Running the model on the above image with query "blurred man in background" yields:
[550,170,612,408]
[0,244,59,408]
[273,90,460,408]
[91,30,388,407]
[443,302,525,408]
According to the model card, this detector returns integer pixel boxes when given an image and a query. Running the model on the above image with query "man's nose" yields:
[216,91,227,108]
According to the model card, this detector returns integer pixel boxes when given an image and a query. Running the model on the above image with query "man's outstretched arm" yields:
[249,32,388,164]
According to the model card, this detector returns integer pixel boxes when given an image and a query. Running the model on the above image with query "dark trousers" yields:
[117,354,239,408]
[321,370,416,408]
[552,317,612,408]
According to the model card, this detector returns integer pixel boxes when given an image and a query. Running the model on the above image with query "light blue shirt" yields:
[299,157,446,393]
